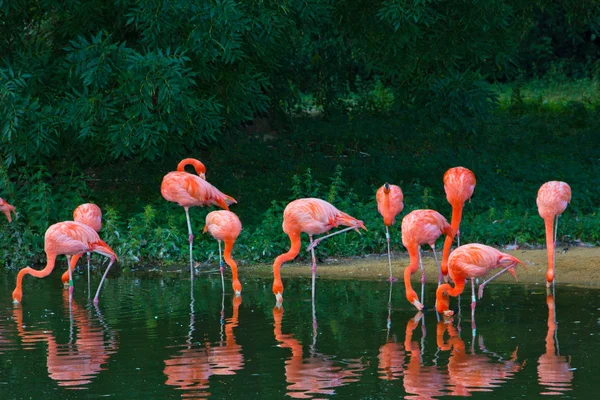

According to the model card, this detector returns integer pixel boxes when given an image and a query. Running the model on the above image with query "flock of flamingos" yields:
[0,158,575,396]
[2,158,570,317]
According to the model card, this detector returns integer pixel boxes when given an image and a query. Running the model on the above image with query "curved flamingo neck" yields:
[441,204,463,275]
[543,217,555,283]
[272,232,301,295]
[223,239,240,289]
[403,244,420,303]
[382,193,392,226]
[13,255,57,302]
[177,158,206,176]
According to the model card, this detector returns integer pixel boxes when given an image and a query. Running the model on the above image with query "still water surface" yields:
[0,270,598,399]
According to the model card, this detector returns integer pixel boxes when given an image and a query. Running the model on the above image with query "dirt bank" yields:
[240,247,600,288]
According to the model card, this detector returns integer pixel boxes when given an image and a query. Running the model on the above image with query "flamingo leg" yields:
[87,252,91,299]
[431,245,442,286]
[306,226,357,251]
[66,255,73,301]
[385,226,397,282]
[418,247,425,305]
[471,279,476,336]
[477,265,516,300]
[93,256,115,304]
[311,293,318,355]
[184,207,194,281]
[387,281,393,340]
[553,214,559,286]
[309,235,317,301]
[218,240,225,294]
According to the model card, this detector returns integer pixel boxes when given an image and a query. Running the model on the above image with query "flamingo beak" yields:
[275,292,283,304]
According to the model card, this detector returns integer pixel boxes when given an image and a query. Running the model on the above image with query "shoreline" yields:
[188,247,600,288]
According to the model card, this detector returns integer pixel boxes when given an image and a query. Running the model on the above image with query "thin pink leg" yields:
[93,256,115,304]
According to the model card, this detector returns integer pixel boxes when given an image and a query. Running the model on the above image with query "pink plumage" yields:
[282,198,365,236]
[0,197,16,223]
[447,243,523,282]
[376,183,404,226]
[161,172,236,210]
[204,211,242,241]
[73,203,102,232]
[401,210,453,248]
[536,181,571,219]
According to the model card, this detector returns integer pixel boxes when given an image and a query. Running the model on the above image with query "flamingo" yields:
[435,244,525,332]
[401,209,454,310]
[0,197,16,222]
[61,203,102,294]
[161,158,236,281]
[12,221,118,305]
[441,167,476,281]
[537,181,571,288]
[271,198,366,304]
[203,210,243,295]
[376,183,404,282]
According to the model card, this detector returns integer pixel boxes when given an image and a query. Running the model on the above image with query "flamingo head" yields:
[272,277,284,304]
[233,279,242,296]
[12,288,22,304]
[435,284,452,315]
[384,182,390,194]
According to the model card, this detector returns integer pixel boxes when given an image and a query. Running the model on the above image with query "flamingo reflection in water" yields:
[538,293,573,396]
[13,292,118,388]
[164,293,244,398]
[437,320,524,396]
[273,302,365,399]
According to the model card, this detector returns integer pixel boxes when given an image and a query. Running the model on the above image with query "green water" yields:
[0,270,598,399]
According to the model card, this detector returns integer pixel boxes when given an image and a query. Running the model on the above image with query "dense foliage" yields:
[1,1,600,270]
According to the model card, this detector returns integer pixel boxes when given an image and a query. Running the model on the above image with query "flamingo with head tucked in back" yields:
[537,181,571,288]
[0,197,16,223]
[61,204,102,294]
[435,244,525,332]
[401,209,454,310]
[161,158,236,281]
[441,167,476,282]
[376,183,404,282]
[203,210,243,295]
[12,221,118,305]
[272,198,366,304]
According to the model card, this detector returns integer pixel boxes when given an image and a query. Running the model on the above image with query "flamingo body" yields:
[0,197,16,223]
[441,167,476,276]
[401,209,454,309]
[203,210,243,294]
[376,183,404,226]
[536,181,571,285]
[435,244,525,316]
[272,198,366,303]
[12,221,117,304]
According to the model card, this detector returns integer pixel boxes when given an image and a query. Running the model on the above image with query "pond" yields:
[0,269,598,399]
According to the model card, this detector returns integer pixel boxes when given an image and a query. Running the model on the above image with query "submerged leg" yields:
[477,265,516,299]
[431,246,442,286]
[184,207,194,281]
[218,240,225,293]
[419,248,425,305]
[553,215,559,287]
[87,252,91,299]
[93,256,116,304]
[310,235,317,301]
[471,279,476,336]
[386,226,397,282]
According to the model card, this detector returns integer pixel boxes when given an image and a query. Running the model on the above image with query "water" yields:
[0,269,598,399]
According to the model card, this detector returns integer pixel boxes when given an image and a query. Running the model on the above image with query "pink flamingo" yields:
[435,244,525,332]
[161,158,236,281]
[61,204,103,294]
[376,183,404,282]
[0,197,16,222]
[401,209,454,310]
[271,198,366,304]
[12,221,118,304]
[203,210,243,295]
[441,167,476,281]
[537,181,571,288]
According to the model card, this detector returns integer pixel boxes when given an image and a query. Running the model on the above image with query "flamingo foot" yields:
[477,284,485,300]
[387,276,398,282]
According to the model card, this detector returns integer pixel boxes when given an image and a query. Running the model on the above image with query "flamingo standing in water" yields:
[0,197,16,222]
[441,167,476,282]
[12,221,118,305]
[271,198,366,304]
[401,209,454,310]
[435,244,525,332]
[161,158,236,281]
[537,181,571,288]
[61,204,102,294]
[203,210,243,295]
[376,183,404,282]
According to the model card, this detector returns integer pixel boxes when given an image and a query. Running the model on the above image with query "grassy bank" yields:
[1,80,599,270]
